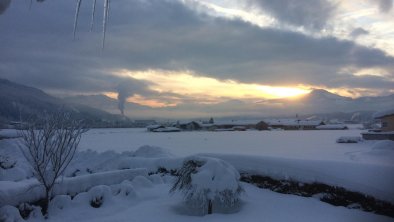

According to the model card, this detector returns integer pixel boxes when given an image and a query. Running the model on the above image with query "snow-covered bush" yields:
[0,155,16,169]
[88,185,112,208]
[132,175,154,189]
[17,203,43,221]
[72,185,113,208]
[149,174,164,184]
[170,156,243,215]
[49,195,72,212]
[119,182,137,198]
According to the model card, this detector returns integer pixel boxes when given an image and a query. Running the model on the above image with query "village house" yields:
[362,109,394,140]
[264,119,325,130]
[374,109,394,132]
[173,121,202,131]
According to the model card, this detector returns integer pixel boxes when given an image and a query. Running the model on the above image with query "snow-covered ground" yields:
[77,127,392,165]
[13,183,394,222]
[1,127,394,221]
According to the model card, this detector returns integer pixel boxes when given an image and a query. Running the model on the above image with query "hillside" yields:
[0,78,132,127]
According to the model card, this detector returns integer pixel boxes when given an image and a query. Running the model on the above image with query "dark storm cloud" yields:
[245,0,336,30]
[0,0,393,99]
[350,27,369,38]
[0,0,11,14]
[328,74,394,90]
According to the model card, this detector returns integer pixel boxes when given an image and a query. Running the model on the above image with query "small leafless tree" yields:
[19,111,88,216]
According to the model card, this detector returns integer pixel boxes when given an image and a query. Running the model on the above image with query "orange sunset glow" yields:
[111,69,311,107]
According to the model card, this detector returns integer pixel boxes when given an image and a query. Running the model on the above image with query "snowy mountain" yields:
[0,78,131,127]
[301,89,351,102]
[268,89,394,115]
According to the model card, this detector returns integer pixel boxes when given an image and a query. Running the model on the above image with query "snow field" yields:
[1,128,394,221]
[2,182,392,222]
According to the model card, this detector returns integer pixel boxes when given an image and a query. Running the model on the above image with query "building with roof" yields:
[264,119,324,130]
[373,109,394,132]
[362,109,394,140]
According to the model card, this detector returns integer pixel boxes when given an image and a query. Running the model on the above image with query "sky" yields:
[0,0,393,118]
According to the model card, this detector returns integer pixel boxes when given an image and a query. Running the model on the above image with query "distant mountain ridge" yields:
[0,78,132,127]
[1,78,393,121]
[268,89,394,115]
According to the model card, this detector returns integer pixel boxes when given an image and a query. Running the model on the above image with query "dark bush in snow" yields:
[336,136,362,143]
[171,156,243,215]
[110,180,137,198]
[88,185,112,208]
[0,154,16,169]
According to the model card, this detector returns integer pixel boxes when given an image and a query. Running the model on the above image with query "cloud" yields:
[0,0,11,15]
[245,0,336,30]
[328,74,394,90]
[0,0,393,105]
[378,0,393,13]
[350,27,369,38]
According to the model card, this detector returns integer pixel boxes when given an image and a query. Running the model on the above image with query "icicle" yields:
[106,0,110,24]
[29,0,32,10]
[102,0,109,49]
[90,0,96,32]
[73,0,83,40]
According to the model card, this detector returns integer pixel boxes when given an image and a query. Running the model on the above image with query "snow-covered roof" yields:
[146,124,164,130]
[213,120,260,126]
[153,127,181,132]
[316,124,347,130]
[373,109,394,119]
[265,119,323,126]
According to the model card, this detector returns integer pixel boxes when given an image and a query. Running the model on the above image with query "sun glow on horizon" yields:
[256,86,310,99]
[110,69,311,107]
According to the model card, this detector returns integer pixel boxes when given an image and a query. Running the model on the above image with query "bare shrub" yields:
[19,111,88,216]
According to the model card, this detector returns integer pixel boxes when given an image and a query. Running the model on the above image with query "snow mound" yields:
[149,174,164,184]
[0,169,147,207]
[0,129,19,139]
[88,185,113,207]
[72,185,113,207]
[0,166,29,182]
[49,195,72,212]
[132,175,154,189]
[133,145,174,158]
[367,141,394,157]
[111,180,137,198]
[336,136,362,143]
[0,139,33,181]
[371,140,394,151]
[0,205,23,222]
